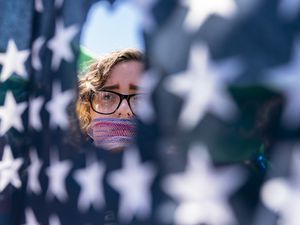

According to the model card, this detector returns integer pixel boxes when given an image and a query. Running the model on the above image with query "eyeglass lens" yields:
[92,91,142,114]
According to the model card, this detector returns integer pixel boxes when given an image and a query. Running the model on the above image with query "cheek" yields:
[90,110,101,120]
[90,110,113,120]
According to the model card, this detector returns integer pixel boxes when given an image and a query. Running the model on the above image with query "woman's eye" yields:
[103,94,112,100]
[134,94,145,101]
[99,92,116,102]
[131,94,146,105]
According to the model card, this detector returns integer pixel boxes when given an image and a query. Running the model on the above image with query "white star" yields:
[27,148,42,195]
[35,0,44,12]
[136,70,160,123]
[29,96,44,130]
[264,38,300,129]
[162,144,245,225]
[0,39,30,82]
[278,0,300,20]
[261,145,300,225]
[45,81,74,130]
[180,0,237,32]
[107,147,156,222]
[130,0,157,32]
[49,214,61,225]
[46,149,72,202]
[0,145,23,192]
[23,208,40,225]
[74,157,105,212]
[47,19,79,70]
[165,44,241,130]
[0,91,27,135]
[32,37,45,71]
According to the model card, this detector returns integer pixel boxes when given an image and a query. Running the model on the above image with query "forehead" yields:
[105,60,143,85]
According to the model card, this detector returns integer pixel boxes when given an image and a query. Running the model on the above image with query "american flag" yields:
[0,0,300,225]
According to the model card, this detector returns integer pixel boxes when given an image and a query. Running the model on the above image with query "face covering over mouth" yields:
[88,118,137,150]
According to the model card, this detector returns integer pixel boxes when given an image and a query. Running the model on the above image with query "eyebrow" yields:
[129,84,140,90]
[100,84,141,91]
[101,84,119,90]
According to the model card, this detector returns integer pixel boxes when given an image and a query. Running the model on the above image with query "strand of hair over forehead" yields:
[95,48,143,70]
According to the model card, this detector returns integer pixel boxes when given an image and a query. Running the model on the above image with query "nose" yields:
[116,99,133,118]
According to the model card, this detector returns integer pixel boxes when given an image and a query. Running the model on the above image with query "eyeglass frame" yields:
[89,90,140,115]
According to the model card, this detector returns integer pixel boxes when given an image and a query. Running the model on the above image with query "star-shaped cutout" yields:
[164,44,241,130]
[55,0,64,8]
[46,149,72,202]
[264,38,300,129]
[278,0,300,20]
[45,81,74,130]
[162,143,245,225]
[180,0,237,32]
[106,0,116,6]
[261,145,300,225]
[32,37,45,71]
[0,39,30,82]
[0,91,27,135]
[107,147,156,222]
[136,69,160,123]
[130,0,157,32]
[73,156,105,212]
[22,208,40,225]
[0,145,23,192]
[29,96,44,130]
[47,19,79,70]
[27,148,42,195]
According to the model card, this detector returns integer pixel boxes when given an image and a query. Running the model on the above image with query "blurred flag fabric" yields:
[0,0,300,225]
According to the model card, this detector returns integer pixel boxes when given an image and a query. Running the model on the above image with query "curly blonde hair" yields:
[76,48,143,137]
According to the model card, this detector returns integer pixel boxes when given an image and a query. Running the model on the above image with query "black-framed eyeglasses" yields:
[90,90,144,115]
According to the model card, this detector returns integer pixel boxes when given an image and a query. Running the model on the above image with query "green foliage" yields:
[77,46,96,76]
[0,76,28,105]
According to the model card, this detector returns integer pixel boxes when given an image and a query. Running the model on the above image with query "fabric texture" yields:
[88,118,137,150]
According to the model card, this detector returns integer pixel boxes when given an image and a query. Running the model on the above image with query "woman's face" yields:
[90,60,143,120]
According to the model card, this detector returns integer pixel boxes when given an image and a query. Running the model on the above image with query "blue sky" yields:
[80,0,145,57]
